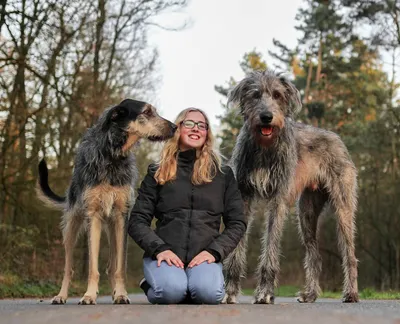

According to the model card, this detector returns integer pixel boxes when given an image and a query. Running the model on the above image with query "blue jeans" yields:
[143,257,225,304]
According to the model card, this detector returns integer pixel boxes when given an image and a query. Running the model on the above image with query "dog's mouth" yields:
[259,125,274,137]
[148,135,168,142]
[147,126,177,142]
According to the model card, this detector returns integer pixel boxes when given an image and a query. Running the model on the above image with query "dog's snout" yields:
[171,123,178,132]
[260,112,273,124]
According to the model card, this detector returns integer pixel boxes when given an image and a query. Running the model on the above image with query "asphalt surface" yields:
[1,294,399,324]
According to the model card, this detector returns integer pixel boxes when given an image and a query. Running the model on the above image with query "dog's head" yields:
[102,99,177,145]
[228,70,301,145]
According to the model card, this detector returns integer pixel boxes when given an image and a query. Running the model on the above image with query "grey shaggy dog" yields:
[37,99,177,305]
[222,70,359,304]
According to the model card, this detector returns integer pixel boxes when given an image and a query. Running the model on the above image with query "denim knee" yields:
[188,281,225,304]
[149,279,187,304]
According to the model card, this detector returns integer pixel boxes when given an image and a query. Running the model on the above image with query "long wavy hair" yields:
[154,108,222,185]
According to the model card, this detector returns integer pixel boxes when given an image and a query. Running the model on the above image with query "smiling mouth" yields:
[189,134,200,140]
[259,125,273,136]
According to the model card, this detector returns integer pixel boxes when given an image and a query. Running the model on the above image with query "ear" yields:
[101,105,129,132]
[227,79,248,114]
[279,75,302,116]
[110,105,129,121]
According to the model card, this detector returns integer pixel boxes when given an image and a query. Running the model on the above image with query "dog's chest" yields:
[84,183,133,217]
[247,168,278,198]
[98,159,138,186]
[236,159,289,199]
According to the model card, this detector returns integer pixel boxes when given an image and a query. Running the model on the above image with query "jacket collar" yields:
[177,148,197,165]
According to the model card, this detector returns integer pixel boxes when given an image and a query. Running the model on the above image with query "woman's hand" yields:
[156,250,184,268]
[188,251,215,268]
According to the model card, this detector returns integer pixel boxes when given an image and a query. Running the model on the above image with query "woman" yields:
[128,108,246,304]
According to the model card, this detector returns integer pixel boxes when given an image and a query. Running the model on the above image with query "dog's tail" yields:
[36,159,66,210]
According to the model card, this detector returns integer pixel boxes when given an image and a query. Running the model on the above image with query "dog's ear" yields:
[279,75,302,116]
[101,105,129,132]
[110,105,129,121]
[227,80,248,114]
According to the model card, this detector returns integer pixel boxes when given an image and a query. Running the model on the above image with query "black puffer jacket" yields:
[128,149,246,264]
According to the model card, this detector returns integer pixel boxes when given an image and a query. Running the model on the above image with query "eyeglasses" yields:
[181,119,208,131]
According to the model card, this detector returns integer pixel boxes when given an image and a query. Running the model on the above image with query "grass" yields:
[0,282,143,299]
[0,274,142,299]
[242,286,400,300]
[1,275,399,300]
[357,287,400,300]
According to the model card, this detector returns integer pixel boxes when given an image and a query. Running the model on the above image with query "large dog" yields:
[222,70,359,304]
[37,99,177,305]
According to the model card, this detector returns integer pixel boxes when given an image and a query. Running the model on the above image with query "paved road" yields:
[1,294,399,324]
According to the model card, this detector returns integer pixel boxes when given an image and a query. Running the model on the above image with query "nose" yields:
[260,111,273,124]
[170,123,178,132]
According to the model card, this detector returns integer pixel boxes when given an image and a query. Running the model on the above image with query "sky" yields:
[147,0,304,129]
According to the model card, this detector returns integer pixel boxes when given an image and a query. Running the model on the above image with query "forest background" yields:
[0,0,399,299]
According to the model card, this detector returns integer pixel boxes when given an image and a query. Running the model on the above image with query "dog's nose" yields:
[260,112,273,124]
[171,123,178,132]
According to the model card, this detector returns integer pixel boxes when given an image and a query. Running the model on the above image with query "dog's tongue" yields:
[261,126,273,136]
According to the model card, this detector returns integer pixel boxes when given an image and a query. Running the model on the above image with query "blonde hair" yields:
[154,108,222,185]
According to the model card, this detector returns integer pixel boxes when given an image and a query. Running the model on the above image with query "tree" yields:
[0,0,188,284]
[216,0,399,291]
[269,0,399,291]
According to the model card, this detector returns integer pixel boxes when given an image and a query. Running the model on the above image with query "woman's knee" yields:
[188,280,225,304]
[149,279,187,304]
[143,258,188,304]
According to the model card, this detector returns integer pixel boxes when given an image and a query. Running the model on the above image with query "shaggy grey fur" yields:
[222,70,359,304]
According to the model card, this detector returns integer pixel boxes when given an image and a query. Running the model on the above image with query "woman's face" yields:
[179,111,208,151]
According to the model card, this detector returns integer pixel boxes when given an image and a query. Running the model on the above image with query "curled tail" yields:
[36,159,66,210]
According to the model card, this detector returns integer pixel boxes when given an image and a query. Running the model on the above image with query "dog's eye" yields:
[142,109,153,117]
[253,90,261,99]
[272,91,282,100]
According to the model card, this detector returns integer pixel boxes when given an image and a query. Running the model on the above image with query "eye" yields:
[272,91,282,100]
[142,108,153,117]
[253,89,261,99]
[197,122,208,131]
[182,120,195,128]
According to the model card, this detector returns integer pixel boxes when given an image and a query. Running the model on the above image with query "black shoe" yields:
[181,294,194,304]
[139,278,150,295]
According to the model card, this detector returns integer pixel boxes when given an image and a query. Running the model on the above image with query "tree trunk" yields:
[304,54,313,105]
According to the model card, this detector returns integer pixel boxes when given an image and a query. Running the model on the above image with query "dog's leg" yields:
[337,208,359,303]
[222,201,254,304]
[105,224,117,295]
[296,189,327,303]
[111,212,130,304]
[52,212,82,304]
[79,215,102,305]
[330,171,359,303]
[254,199,288,304]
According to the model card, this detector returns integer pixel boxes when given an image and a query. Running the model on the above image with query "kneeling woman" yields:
[128,108,246,304]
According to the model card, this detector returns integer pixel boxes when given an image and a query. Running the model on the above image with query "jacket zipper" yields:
[185,183,194,264]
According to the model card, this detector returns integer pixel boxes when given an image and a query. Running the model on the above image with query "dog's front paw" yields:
[78,295,97,305]
[296,291,317,303]
[342,292,359,303]
[221,293,239,304]
[113,295,130,304]
[254,293,274,304]
[51,295,67,304]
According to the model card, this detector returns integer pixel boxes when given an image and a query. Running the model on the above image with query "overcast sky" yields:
[147,0,304,129]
